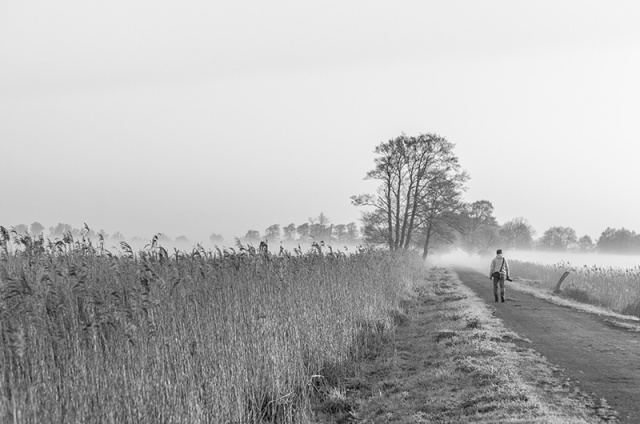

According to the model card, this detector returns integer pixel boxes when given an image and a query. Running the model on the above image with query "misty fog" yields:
[430,248,640,271]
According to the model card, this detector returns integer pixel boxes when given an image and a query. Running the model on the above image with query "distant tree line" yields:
[353,133,640,257]
[8,222,193,246]
[7,216,362,250]
[235,213,361,246]
[467,220,640,255]
[10,216,635,256]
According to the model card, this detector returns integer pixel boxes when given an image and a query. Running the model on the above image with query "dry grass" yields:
[508,259,640,317]
[0,227,422,423]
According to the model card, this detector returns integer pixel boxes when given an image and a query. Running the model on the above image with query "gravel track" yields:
[455,268,640,423]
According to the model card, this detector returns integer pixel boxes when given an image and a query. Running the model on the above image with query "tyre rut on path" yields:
[455,268,640,423]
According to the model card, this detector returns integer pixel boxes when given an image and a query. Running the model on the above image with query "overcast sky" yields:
[2,1,639,244]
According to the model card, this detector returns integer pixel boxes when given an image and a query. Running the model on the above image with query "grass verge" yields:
[321,268,616,423]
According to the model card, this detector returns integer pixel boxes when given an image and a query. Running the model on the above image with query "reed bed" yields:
[510,259,640,317]
[0,227,423,423]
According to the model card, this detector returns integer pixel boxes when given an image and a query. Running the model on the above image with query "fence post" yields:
[554,271,570,293]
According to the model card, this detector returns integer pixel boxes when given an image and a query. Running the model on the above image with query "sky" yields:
[1,1,640,245]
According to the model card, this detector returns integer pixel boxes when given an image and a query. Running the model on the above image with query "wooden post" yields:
[554,271,570,293]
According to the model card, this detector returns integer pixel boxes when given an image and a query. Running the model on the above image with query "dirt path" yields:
[341,268,612,423]
[455,268,640,423]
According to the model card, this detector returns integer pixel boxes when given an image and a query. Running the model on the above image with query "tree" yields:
[414,164,468,258]
[577,235,595,252]
[458,200,500,254]
[49,223,73,238]
[282,223,297,241]
[264,224,281,242]
[500,217,535,250]
[538,226,577,251]
[209,233,224,244]
[333,224,347,242]
[30,222,45,235]
[296,223,310,242]
[346,222,360,244]
[596,227,640,253]
[352,133,467,256]
[313,213,331,228]
[175,235,190,244]
[309,213,332,241]
[111,231,126,241]
[359,209,390,245]
[243,230,261,244]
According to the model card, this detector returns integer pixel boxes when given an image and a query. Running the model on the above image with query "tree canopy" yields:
[537,226,578,251]
[352,133,468,258]
[499,217,535,250]
[596,227,640,253]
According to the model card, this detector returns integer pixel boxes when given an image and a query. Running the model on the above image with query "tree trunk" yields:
[422,224,432,260]
[385,174,394,250]
[398,179,414,249]
[394,175,401,250]
[403,174,424,250]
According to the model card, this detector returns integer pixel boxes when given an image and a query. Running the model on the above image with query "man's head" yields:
[496,249,503,255]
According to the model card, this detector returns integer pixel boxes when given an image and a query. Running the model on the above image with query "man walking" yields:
[489,249,510,302]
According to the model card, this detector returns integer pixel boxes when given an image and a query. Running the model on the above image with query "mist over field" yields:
[431,249,640,271]
[509,250,640,268]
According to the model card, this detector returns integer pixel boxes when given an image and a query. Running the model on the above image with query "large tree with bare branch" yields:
[352,133,468,257]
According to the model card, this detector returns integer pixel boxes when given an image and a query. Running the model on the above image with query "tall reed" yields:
[0,227,422,423]
[510,259,640,316]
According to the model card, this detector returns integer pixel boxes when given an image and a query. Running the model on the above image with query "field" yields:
[2,227,632,423]
[0,228,421,423]
[509,259,640,317]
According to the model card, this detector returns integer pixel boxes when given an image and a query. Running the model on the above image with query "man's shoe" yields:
[501,296,505,303]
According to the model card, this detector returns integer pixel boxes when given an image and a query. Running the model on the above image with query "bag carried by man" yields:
[491,258,505,279]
